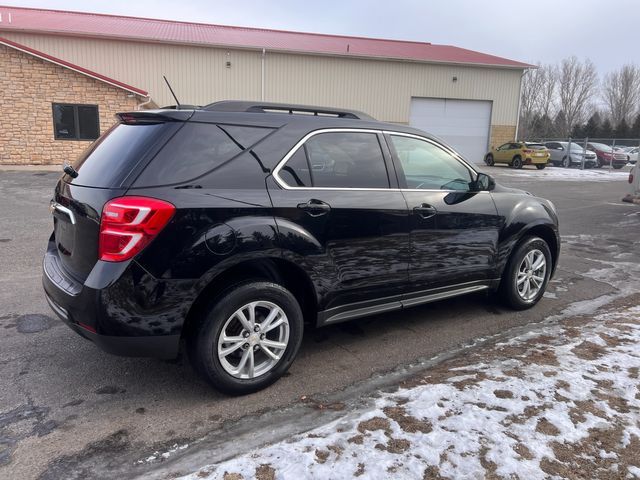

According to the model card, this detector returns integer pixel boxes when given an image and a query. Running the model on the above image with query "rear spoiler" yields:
[116,109,194,124]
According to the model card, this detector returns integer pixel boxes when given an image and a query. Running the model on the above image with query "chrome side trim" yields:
[271,127,484,193]
[401,284,489,308]
[320,282,492,326]
[50,201,76,225]
[322,301,403,325]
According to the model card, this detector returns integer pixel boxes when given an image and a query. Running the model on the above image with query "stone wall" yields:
[489,125,517,149]
[0,44,143,165]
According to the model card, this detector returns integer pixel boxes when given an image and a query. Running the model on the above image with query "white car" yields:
[626,147,638,165]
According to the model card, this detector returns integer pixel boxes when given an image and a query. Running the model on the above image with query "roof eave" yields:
[0,27,534,70]
[0,35,148,96]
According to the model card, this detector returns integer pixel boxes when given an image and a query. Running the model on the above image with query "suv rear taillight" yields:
[99,197,175,262]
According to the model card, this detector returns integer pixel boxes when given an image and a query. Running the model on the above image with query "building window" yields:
[52,103,100,140]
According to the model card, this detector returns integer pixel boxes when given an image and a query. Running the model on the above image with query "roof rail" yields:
[202,100,375,120]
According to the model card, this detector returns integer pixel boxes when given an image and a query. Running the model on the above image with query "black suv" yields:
[43,101,560,394]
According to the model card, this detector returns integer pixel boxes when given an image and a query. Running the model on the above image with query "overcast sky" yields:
[3,0,639,73]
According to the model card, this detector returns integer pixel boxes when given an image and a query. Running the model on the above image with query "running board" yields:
[320,284,490,326]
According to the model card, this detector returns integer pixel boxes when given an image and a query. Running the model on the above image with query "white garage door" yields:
[409,98,492,164]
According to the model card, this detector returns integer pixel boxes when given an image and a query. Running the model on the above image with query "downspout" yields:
[514,69,528,141]
[261,48,266,101]
[137,95,153,110]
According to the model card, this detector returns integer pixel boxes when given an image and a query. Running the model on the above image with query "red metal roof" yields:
[0,6,533,68]
[0,35,148,95]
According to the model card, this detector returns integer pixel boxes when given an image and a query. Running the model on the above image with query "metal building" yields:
[0,6,532,164]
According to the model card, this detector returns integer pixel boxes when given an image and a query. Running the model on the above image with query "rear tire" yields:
[535,164,546,170]
[511,156,523,169]
[485,154,495,166]
[499,236,552,310]
[188,281,304,395]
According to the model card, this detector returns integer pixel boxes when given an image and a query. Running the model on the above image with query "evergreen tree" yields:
[553,110,568,138]
[600,118,614,139]
[615,119,630,138]
[583,112,601,138]
[571,122,586,139]
[631,113,640,138]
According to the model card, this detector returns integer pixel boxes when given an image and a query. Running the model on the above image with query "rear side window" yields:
[278,132,389,189]
[135,123,272,186]
[69,123,169,187]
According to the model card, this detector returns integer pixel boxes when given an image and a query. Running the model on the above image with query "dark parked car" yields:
[43,101,560,394]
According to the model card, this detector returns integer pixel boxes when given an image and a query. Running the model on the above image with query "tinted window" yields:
[136,123,271,186]
[390,135,473,191]
[279,148,312,187]
[497,143,510,151]
[303,132,389,188]
[70,123,169,187]
[52,103,99,140]
[77,106,100,140]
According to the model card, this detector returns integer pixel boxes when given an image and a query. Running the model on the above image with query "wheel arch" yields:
[181,256,318,341]
[498,222,560,280]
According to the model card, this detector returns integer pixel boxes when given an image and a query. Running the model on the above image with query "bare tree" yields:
[519,63,557,139]
[556,57,598,136]
[602,64,640,126]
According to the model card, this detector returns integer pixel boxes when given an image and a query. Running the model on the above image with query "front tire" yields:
[499,236,552,310]
[536,164,546,170]
[188,281,304,395]
[561,156,571,168]
[613,164,623,170]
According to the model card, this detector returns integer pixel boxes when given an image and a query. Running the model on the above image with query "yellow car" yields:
[485,142,550,169]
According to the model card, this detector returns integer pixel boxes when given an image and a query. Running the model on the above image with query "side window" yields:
[497,143,510,151]
[510,143,521,150]
[302,132,389,188]
[135,123,272,186]
[390,135,473,191]
[279,148,312,187]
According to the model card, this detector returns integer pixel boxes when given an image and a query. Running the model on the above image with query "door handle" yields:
[297,199,331,217]
[413,203,437,219]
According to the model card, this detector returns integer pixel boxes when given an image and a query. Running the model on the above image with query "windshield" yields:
[568,143,587,150]
[589,143,613,152]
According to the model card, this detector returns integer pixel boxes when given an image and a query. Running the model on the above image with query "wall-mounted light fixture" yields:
[452,75,458,83]
[225,52,231,68]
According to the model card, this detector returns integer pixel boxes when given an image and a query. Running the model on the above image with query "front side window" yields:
[52,103,100,140]
[278,131,390,189]
[390,135,473,191]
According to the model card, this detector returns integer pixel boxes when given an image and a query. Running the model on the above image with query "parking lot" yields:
[0,165,637,479]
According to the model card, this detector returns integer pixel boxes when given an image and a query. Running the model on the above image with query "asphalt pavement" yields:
[0,165,637,479]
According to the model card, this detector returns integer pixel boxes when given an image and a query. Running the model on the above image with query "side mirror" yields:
[474,172,495,191]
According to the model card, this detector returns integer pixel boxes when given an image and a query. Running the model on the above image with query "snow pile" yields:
[494,168,629,182]
[180,305,640,480]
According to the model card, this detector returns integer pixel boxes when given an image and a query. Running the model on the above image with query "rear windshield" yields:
[133,123,273,187]
[68,123,171,188]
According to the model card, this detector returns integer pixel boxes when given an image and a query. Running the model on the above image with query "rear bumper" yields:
[42,241,186,359]
[525,156,548,165]
[44,292,179,357]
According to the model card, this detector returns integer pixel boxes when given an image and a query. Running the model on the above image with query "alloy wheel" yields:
[217,301,290,379]
[515,249,547,302]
